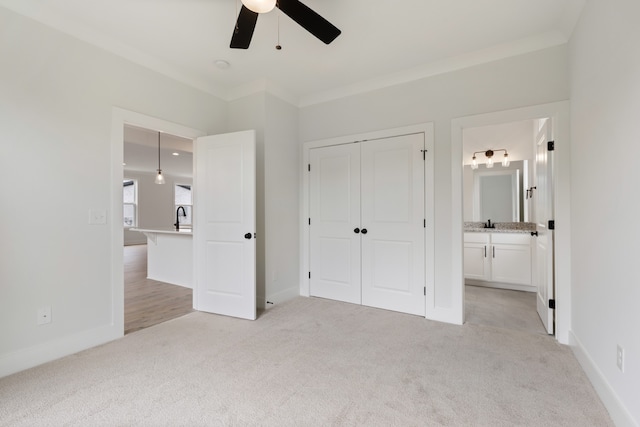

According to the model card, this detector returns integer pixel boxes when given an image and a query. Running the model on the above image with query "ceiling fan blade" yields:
[277,0,341,44]
[230,5,259,49]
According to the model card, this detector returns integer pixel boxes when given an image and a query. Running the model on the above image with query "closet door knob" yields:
[361,228,368,234]
[354,228,360,234]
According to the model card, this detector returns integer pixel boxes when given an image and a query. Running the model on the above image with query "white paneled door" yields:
[193,131,256,320]
[534,119,554,334]
[309,134,425,316]
[360,135,425,315]
[309,143,361,304]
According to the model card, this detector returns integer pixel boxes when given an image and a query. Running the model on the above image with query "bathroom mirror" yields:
[463,160,528,222]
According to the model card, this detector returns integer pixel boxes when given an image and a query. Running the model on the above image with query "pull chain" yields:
[275,10,282,50]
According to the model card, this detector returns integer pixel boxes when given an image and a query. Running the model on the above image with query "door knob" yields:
[244,233,252,239]
[361,228,368,234]
[354,228,360,234]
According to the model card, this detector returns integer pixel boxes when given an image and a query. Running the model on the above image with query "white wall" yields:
[0,6,227,376]
[123,171,193,245]
[264,94,300,304]
[299,46,569,317]
[569,0,640,425]
[227,93,301,307]
[227,93,267,308]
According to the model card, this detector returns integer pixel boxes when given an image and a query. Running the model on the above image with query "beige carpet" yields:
[0,297,612,426]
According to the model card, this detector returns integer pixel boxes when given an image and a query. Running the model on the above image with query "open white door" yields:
[534,119,554,334]
[193,130,256,320]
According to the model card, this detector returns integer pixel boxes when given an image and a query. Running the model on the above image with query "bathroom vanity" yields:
[464,223,535,292]
[130,228,193,289]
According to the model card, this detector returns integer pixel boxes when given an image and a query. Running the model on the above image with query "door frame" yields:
[300,123,435,319]
[451,101,571,344]
[110,108,205,335]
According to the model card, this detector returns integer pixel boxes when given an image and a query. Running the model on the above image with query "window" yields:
[175,184,192,226]
[123,179,137,227]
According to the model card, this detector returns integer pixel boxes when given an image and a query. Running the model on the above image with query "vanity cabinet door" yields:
[463,233,490,281]
[490,234,532,285]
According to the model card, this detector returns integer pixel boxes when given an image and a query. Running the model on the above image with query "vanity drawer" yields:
[491,233,531,245]
[464,232,490,243]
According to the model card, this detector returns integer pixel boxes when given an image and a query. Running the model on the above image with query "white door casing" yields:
[534,119,554,334]
[309,144,361,304]
[193,130,256,320]
[360,134,426,316]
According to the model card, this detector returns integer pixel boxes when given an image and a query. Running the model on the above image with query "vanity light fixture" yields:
[154,131,165,185]
[470,149,510,170]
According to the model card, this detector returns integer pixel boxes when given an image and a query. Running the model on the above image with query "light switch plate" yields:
[89,209,107,225]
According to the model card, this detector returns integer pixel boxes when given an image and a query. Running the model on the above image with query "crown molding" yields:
[298,31,568,108]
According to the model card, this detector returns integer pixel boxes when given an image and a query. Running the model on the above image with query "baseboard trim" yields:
[265,286,299,308]
[0,324,122,379]
[569,331,637,427]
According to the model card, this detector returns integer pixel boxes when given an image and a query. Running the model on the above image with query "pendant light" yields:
[241,0,276,13]
[155,131,165,185]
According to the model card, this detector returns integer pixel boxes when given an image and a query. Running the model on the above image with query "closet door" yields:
[309,144,361,304]
[360,134,425,316]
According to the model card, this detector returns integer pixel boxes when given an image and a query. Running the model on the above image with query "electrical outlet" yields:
[37,306,52,325]
[616,345,624,372]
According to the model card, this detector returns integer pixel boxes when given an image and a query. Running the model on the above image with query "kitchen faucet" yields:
[175,206,186,231]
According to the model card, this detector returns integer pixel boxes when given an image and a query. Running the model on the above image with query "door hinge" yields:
[421,149,427,160]
[548,220,555,230]
[308,164,311,172]
[549,299,556,309]
[424,286,426,296]
[308,272,311,279]
[423,219,426,228]
[547,141,555,151]
[308,218,311,225]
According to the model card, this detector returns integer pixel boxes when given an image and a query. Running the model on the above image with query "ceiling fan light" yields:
[241,0,276,13]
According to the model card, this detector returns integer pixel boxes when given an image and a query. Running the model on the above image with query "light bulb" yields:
[155,170,166,185]
[502,153,510,167]
[471,156,478,170]
[486,157,494,168]
[241,0,276,13]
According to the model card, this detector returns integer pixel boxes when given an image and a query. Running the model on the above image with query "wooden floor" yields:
[124,244,193,334]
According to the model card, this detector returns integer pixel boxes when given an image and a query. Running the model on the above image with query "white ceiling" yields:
[1,0,585,106]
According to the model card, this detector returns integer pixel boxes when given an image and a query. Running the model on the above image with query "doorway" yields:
[451,101,571,343]
[110,108,206,336]
[122,124,195,333]
[462,119,545,333]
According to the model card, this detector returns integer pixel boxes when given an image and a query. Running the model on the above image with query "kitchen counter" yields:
[130,228,193,288]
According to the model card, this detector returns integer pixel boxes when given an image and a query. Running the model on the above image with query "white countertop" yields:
[130,227,193,236]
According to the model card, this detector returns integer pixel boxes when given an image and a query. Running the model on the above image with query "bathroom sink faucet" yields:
[175,206,186,231]
[484,219,495,229]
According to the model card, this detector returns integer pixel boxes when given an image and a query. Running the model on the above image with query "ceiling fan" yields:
[231,0,341,49]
